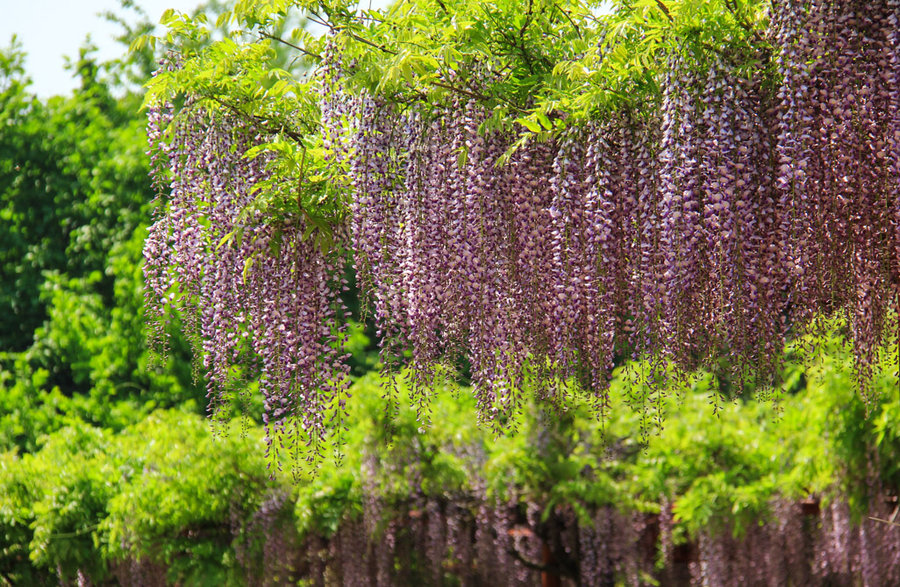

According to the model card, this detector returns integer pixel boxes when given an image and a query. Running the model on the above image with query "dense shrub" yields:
[2,339,897,584]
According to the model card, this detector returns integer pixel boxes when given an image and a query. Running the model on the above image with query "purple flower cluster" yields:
[144,103,350,468]
[146,1,900,434]
[346,2,900,414]
[673,494,900,586]
[772,0,900,399]
[656,53,784,388]
[350,99,557,425]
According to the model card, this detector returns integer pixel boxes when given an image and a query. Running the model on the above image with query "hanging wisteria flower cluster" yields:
[772,0,900,399]
[145,0,900,443]
[349,1,900,418]
[144,98,351,466]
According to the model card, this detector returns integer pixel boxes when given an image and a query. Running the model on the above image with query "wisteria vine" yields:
[145,98,351,468]
[145,0,900,453]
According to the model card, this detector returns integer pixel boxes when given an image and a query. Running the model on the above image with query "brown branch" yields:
[506,546,551,573]
[869,516,900,527]
[505,543,574,578]
[206,94,306,143]
[305,10,330,29]
[724,0,767,46]
[655,0,674,22]
[344,29,398,55]
[428,80,527,114]
[553,2,583,40]
[303,9,398,56]
[519,0,536,41]
[258,31,322,60]
[430,80,488,101]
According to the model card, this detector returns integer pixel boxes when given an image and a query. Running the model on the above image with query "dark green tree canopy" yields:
[0,43,148,351]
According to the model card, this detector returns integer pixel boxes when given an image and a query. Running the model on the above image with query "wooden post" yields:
[541,544,561,587]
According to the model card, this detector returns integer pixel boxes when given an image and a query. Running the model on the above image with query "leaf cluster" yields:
[142,0,777,230]
[0,411,270,585]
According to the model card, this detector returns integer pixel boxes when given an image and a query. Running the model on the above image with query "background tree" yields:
[0,34,204,452]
